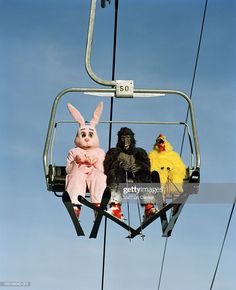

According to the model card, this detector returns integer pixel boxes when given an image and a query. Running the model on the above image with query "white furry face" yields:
[74,126,99,149]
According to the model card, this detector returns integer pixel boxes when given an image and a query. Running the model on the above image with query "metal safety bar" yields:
[43,87,200,183]
[50,120,194,168]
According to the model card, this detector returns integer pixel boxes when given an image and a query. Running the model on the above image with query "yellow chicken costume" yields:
[148,134,186,199]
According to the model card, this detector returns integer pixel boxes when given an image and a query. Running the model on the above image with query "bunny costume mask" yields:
[65,102,107,205]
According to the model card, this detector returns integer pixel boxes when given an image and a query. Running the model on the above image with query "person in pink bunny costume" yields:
[65,102,107,218]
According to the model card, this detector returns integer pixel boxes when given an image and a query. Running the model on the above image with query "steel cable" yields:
[209,197,236,290]
[101,1,119,289]
[157,1,209,289]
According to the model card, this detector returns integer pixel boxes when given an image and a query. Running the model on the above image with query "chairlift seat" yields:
[47,165,66,192]
[47,164,200,194]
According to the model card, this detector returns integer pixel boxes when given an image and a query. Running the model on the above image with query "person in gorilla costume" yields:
[104,127,158,220]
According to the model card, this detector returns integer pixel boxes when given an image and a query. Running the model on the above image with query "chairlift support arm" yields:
[85,0,116,86]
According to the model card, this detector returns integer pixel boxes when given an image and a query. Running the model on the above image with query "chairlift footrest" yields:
[78,195,136,235]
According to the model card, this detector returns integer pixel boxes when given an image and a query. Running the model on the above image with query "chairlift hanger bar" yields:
[86,0,116,86]
[86,0,135,97]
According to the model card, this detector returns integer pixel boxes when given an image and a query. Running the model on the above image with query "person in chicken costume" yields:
[148,134,186,201]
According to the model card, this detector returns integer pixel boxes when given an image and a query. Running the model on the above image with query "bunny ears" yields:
[67,102,103,128]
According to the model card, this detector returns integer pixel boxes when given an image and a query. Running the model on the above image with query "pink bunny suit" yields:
[66,147,107,205]
[65,102,107,206]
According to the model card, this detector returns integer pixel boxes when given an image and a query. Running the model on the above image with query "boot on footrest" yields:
[107,203,124,220]
[144,203,158,221]
[73,205,81,219]
[93,203,100,219]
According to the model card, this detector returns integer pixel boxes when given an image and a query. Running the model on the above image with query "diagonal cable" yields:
[210,196,236,290]
[157,1,209,289]
[180,0,209,156]
[101,1,119,289]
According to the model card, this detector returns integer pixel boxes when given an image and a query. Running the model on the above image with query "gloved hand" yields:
[118,152,132,171]
[130,163,141,173]
[75,154,86,164]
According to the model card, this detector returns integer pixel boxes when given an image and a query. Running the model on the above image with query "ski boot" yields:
[107,203,124,220]
[143,203,158,221]
[93,203,100,219]
[73,205,81,219]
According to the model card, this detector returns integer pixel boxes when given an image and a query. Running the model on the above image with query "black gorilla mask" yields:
[116,127,136,153]
[120,135,131,150]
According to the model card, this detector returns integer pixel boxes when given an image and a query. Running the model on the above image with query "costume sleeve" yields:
[94,149,106,172]
[171,152,186,180]
[104,148,120,175]
[134,148,151,171]
[148,151,157,172]
[66,149,77,174]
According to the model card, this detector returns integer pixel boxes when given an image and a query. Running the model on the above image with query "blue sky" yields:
[0,0,236,289]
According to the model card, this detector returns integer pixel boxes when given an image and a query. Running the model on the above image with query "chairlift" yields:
[43,0,200,238]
